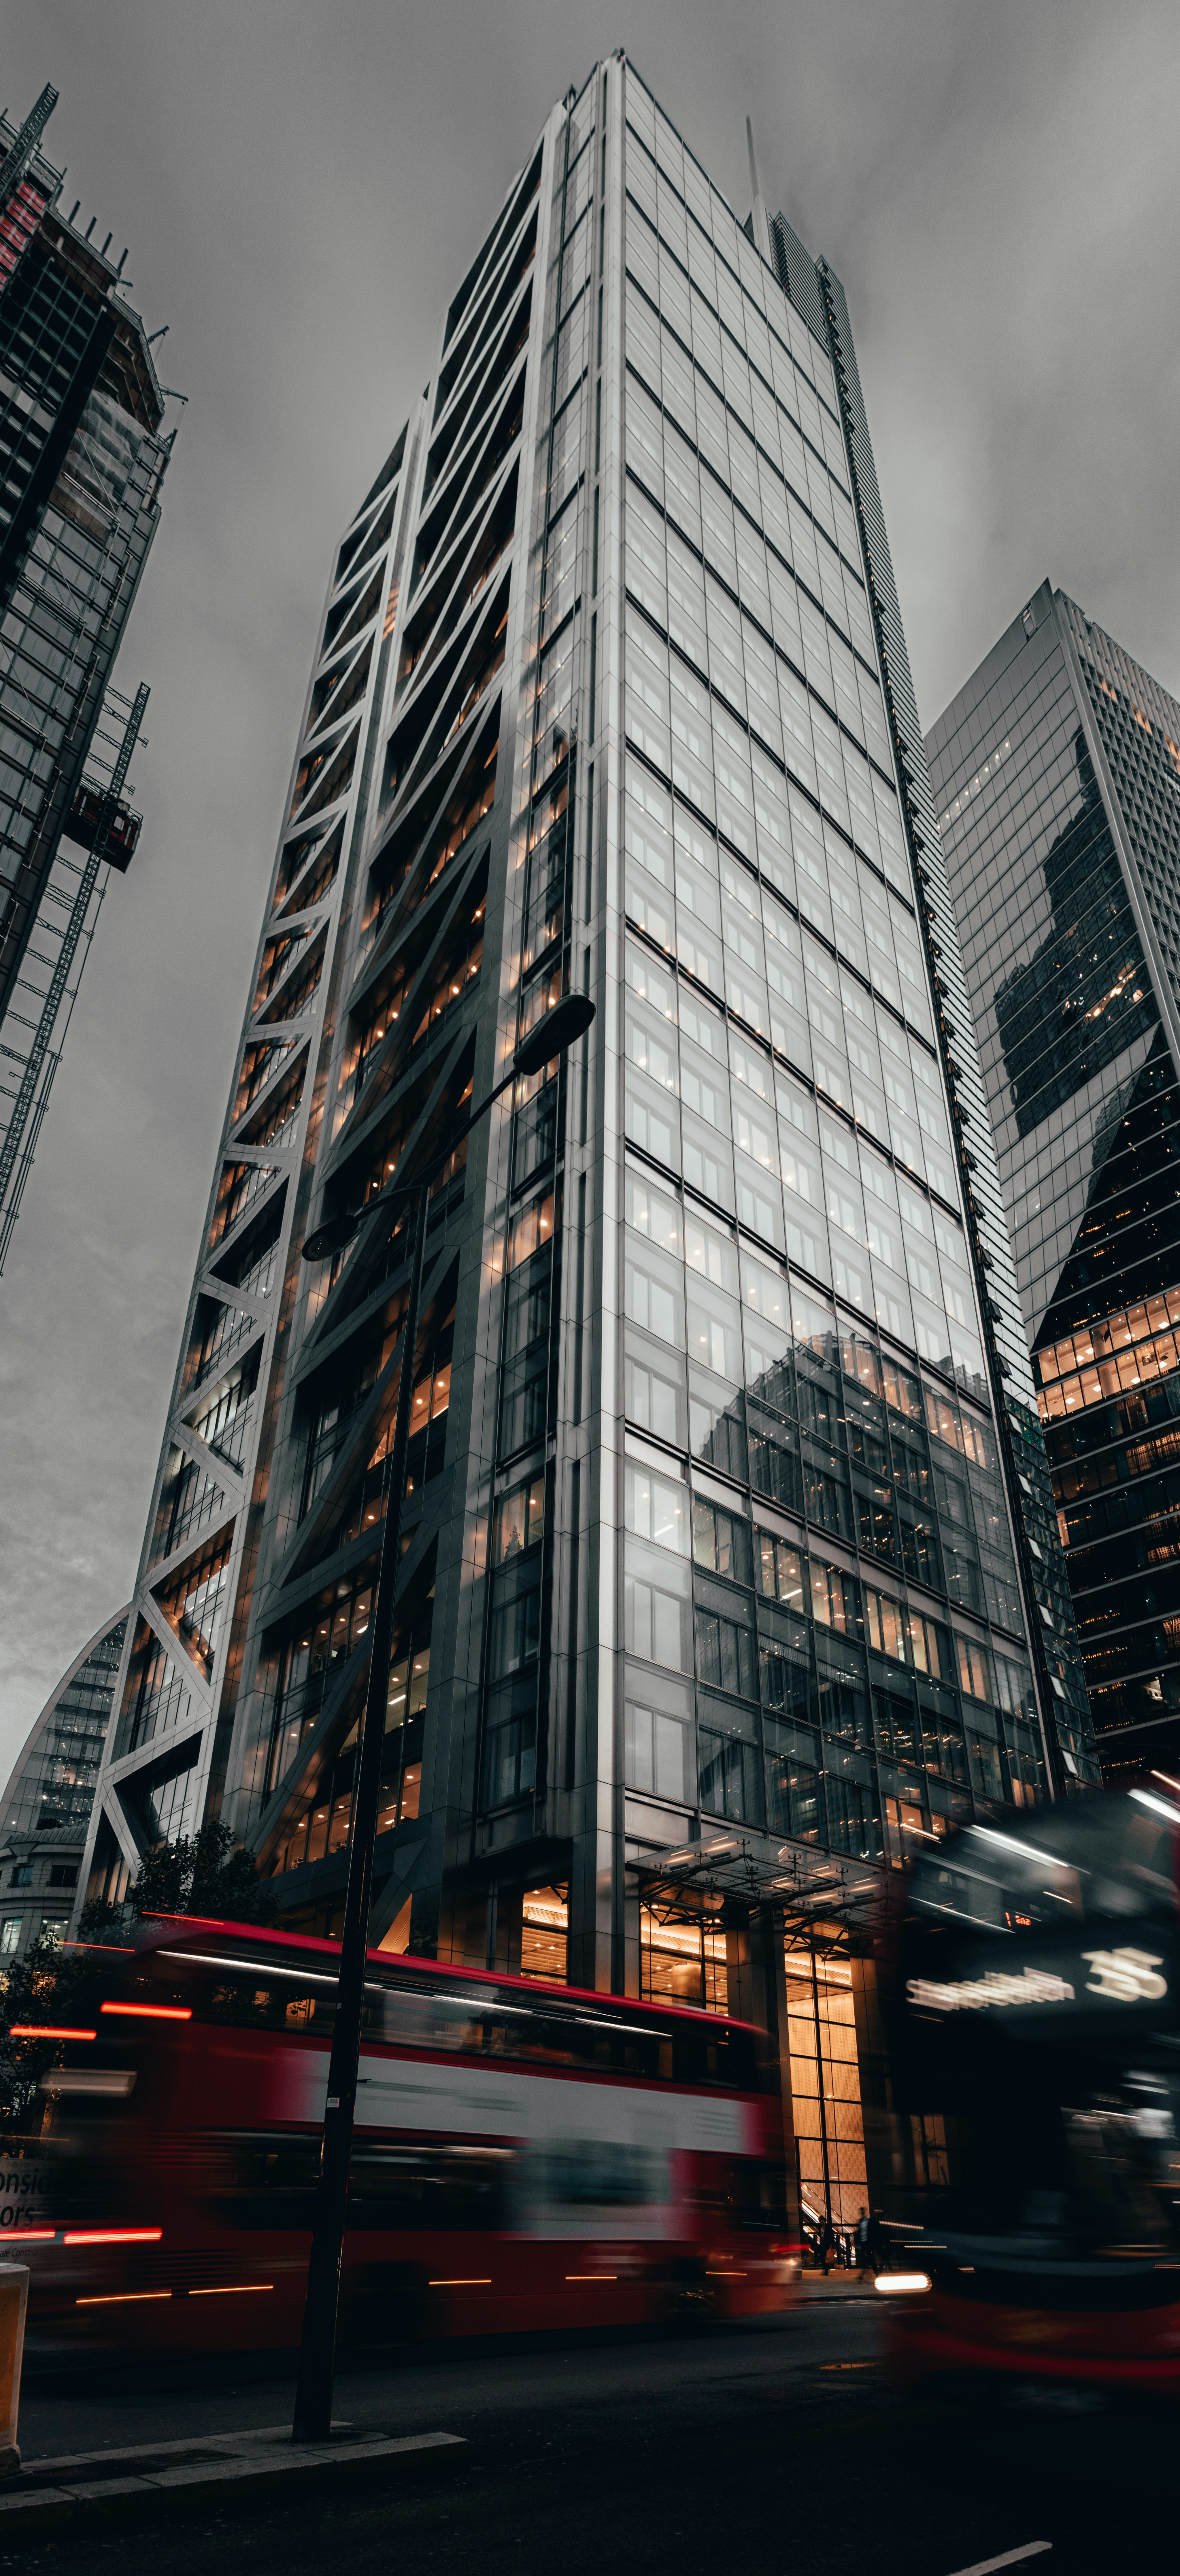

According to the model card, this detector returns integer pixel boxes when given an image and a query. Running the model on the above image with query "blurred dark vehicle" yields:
[881,1787,1180,2395]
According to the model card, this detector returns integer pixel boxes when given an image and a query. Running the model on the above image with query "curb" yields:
[0,2426,467,2531]
[801,2278,880,2299]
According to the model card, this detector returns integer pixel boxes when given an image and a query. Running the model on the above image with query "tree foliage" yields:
[1,1829,270,2127]
[129,1820,271,1926]
[0,1902,125,2126]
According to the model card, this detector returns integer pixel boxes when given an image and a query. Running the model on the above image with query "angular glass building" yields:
[928,581,1180,1785]
[79,60,1093,2229]
[0,1605,128,1964]
[0,85,171,1268]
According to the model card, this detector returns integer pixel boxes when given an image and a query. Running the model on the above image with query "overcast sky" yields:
[1,0,1177,1787]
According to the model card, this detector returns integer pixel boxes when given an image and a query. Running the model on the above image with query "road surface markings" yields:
[944,2547,1051,2576]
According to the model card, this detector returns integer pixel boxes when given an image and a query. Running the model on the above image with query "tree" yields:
[0,1902,125,2127]
[0,1831,270,2126]
[130,1819,272,1926]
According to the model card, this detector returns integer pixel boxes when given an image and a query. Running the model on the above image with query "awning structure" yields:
[627,1824,888,1944]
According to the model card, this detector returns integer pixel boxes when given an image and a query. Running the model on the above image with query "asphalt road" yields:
[11,2301,1173,2576]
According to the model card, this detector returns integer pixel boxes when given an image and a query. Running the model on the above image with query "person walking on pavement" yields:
[855,2205,874,2281]
[818,2215,835,2276]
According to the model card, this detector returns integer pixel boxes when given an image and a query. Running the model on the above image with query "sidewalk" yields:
[1,2424,466,2535]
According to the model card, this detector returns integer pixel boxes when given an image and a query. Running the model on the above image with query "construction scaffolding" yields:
[0,680,148,1271]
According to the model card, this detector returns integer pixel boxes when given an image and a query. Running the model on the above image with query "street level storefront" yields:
[630,1828,892,2239]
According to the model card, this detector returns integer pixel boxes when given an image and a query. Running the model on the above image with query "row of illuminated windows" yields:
[1037,1330,1180,1427]
[1038,1286,1180,1384]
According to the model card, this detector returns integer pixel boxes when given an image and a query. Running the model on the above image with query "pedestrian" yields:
[854,2205,874,2281]
[818,2214,835,2275]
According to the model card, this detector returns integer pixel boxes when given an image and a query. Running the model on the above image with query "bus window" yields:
[520,2139,670,2210]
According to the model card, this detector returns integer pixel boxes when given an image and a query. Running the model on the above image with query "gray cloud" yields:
[1,0,1177,1780]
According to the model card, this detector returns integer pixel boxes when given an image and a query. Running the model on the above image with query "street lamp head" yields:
[301,1201,365,1263]
[513,988,595,1080]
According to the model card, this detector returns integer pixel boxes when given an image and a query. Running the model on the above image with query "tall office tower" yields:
[928,582,1180,1786]
[0,1606,128,1967]
[79,59,1092,2218]
[0,85,170,1267]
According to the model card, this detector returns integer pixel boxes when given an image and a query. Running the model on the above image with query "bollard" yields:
[0,2267,28,2477]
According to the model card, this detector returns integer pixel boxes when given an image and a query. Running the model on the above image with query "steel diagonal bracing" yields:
[75,438,412,1915]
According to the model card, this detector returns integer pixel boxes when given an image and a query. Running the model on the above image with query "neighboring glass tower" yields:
[78,61,1093,2230]
[0,1606,127,1963]
[928,583,1180,1786]
[0,85,171,1268]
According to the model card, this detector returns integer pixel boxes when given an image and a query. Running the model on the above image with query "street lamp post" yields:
[291,989,593,2442]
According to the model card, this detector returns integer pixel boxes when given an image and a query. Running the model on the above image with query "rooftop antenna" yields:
[745,115,772,265]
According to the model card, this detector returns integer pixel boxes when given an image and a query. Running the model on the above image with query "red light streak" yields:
[139,1913,229,1926]
[188,2283,273,2296]
[64,2228,163,2245]
[8,2227,56,2241]
[100,2002,192,2021]
[9,2025,96,2041]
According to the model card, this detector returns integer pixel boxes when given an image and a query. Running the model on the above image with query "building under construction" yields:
[0,82,173,1269]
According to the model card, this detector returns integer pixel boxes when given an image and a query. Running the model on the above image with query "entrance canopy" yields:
[627,1824,888,1945]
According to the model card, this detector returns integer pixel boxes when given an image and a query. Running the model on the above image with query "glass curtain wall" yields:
[615,69,1042,1873]
[928,585,1180,1782]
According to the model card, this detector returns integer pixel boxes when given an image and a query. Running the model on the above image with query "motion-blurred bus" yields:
[10,1919,798,2351]
[881,1787,1180,2395]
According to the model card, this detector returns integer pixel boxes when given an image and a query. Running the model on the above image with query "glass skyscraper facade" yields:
[0,1605,127,1964]
[78,61,1093,2232]
[928,583,1180,1786]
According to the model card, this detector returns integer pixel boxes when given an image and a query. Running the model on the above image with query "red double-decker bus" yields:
[14,1919,798,2351]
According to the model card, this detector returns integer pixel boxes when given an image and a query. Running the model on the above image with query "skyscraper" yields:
[0,85,171,1267]
[0,1605,128,1966]
[928,582,1180,1785]
[78,60,1094,2229]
